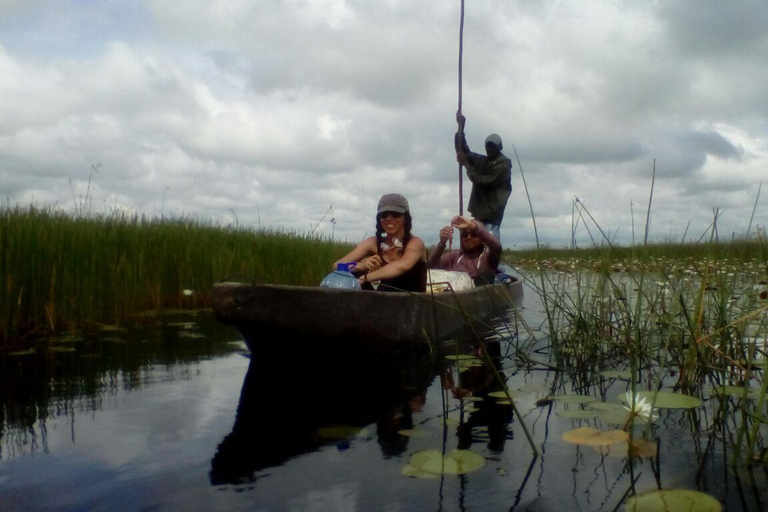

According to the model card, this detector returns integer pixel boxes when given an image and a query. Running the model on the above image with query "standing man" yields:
[455,112,512,242]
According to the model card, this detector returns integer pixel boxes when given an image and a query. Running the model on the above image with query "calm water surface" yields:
[0,297,765,511]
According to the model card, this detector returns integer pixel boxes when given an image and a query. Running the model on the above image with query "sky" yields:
[1,0,766,248]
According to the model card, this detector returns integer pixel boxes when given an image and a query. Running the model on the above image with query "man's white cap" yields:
[485,134,502,147]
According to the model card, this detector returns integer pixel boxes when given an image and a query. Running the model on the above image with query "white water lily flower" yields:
[623,391,659,423]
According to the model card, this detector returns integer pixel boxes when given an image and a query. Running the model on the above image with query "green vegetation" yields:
[505,238,768,274]
[1,205,352,346]
[500,236,768,467]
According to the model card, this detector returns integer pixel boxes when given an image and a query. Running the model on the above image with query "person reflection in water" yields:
[377,391,427,458]
[442,341,513,453]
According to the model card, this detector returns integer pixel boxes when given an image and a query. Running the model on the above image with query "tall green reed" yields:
[1,205,352,345]
[507,199,768,465]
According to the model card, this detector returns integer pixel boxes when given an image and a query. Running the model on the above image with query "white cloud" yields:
[0,0,766,248]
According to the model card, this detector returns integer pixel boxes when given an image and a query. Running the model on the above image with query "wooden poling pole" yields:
[457,0,465,216]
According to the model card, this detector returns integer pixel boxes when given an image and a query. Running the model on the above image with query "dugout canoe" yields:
[211,277,523,354]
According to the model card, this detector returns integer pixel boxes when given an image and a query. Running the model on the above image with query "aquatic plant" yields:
[0,205,352,346]
[621,391,659,424]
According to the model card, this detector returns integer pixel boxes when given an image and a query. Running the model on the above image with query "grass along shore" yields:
[1,206,351,346]
[2,205,766,346]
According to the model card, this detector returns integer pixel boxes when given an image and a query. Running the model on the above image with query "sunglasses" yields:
[379,211,403,219]
[460,231,477,239]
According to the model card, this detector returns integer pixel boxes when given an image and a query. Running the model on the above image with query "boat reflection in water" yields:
[209,343,437,485]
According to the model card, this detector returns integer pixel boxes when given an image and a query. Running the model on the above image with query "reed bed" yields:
[1,205,351,346]
[503,238,768,466]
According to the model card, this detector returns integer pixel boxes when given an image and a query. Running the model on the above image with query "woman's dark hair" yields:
[375,211,412,255]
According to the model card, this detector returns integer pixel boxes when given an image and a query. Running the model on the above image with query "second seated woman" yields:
[334,193,427,292]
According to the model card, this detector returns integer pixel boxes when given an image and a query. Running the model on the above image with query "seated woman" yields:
[334,193,427,292]
[428,215,501,286]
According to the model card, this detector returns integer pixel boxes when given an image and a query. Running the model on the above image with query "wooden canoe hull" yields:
[211,279,523,354]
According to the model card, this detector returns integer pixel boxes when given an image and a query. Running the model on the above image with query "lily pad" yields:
[457,396,484,402]
[601,438,658,459]
[562,427,629,447]
[624,489,721,511]
[600,370,634,380]
[556,409,601,419]
[587,402,625,411]
[398,429,432,438]
[409,449,486,475]
[49,346,77,353]
[518,384,550,393]
[314,425,364,440]
[7,349,36,356]
[488,390,524,400]
[620,391,702,409]
[445,354,481,361]
[401,464,439,479]
[714,385,762,400]
[550,394,596,405]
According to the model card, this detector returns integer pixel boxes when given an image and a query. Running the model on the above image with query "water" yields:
[1,303,766,511]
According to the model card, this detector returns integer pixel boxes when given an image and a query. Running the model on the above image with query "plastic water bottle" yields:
[320,262,361,290]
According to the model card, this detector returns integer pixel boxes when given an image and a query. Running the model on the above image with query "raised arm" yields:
[428,225,453,268]
[451,216,502,265]
[455,111,470,157]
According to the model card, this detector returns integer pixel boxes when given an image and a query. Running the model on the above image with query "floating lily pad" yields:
[50,334,83,343]
[624,489,721,511]
[314,425,364,440]
[445,354,480,361]
[601,437,658,459]
[488,390,524,399]
[398,429,432,438]
[556,409,601,419]
[458,396,484,402]
[518,384,550,393]
[97,324,126,332]
[600,370,634,380]
[7,349,35,356]
[620,391,702,409]
[178,332,206,339]
[629,438,659,458]
[714,385,762,400]
[410,449,486,475]
[401,464,439,479]
[587,402,625,411]
[550,394,596,405]
[562,427,629,447]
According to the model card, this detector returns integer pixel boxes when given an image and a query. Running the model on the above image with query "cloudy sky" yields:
[1,0,766,248]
